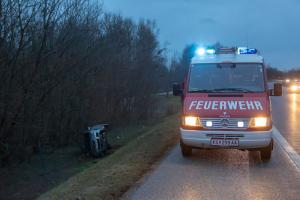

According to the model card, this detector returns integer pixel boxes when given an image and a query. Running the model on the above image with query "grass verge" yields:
[37,113,180,200]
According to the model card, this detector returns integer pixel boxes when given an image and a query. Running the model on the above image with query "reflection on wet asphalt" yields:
[125,144,300,200]
[272,90,300,153]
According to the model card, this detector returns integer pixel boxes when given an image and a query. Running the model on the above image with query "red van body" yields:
[174,47,282,161]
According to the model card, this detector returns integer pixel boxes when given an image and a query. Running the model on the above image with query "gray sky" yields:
[103,0,300,70]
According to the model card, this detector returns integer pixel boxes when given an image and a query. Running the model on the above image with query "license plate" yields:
[210,138,239,147]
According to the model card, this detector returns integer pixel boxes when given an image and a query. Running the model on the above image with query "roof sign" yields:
[237,47,258,54]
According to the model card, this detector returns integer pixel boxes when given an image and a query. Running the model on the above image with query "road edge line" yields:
[273,126,300,171]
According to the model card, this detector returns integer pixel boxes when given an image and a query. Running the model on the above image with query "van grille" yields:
[201,118,249,130]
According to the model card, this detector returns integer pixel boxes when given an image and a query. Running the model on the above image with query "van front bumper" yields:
[180,128,272,149]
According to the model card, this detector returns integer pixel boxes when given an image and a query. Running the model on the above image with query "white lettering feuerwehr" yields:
[189,100,263,110]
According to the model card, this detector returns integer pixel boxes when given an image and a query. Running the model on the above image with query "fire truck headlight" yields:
[249,117,270,128]
[182,116,202,127]
[291,85,298,91]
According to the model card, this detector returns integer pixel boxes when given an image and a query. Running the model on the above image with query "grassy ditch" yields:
[0,96,180,200]
[38,112,180,200]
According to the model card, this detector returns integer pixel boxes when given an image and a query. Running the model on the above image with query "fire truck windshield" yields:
[189,63,265,93]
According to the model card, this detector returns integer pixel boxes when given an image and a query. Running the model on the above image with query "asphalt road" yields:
[124,90,300,200]
[272,90,300,154]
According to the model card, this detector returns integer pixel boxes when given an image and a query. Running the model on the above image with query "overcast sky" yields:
[103,0,300,70]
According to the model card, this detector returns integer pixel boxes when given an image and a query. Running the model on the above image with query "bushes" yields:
[0,0,169,162]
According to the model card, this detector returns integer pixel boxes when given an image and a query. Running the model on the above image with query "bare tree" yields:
[0,0,169,163]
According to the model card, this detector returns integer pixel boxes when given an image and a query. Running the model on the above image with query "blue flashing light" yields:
[196,48,215,56]
[206,49,216,54]
[238,47,258,54]
[196,48,206,56]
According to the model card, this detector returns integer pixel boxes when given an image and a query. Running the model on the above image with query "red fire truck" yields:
[173,47,282,161]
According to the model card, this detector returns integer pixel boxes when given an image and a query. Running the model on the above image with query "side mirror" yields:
[173,83,183,96]
[272,83,282,96]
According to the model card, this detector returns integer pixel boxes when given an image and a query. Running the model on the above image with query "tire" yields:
[180,140,192,157]
[260,140,273,162]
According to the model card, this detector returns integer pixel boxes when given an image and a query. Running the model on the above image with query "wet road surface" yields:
[125,143,300,200]
[124,90,300,200]
[272,90,300,154]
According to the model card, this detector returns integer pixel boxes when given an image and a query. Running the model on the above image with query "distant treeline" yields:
[0,0,172,162]
[267,67,300,80]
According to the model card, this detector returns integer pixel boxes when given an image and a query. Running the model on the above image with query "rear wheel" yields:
[260,140,273,162]
[180,140,192,157]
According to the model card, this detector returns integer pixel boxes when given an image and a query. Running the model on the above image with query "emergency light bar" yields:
[216,47,236,54]
[195,46,258,56]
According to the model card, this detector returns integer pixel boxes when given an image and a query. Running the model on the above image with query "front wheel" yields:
[260,140,273,162]
[180,140,192,157]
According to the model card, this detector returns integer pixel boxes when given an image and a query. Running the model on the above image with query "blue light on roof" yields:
[238,47,258,54]
[206,49,216,54]
[195,48,215,56]
[196,48,206,56]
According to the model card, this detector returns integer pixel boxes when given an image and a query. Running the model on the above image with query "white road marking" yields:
[273,126,300,171]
